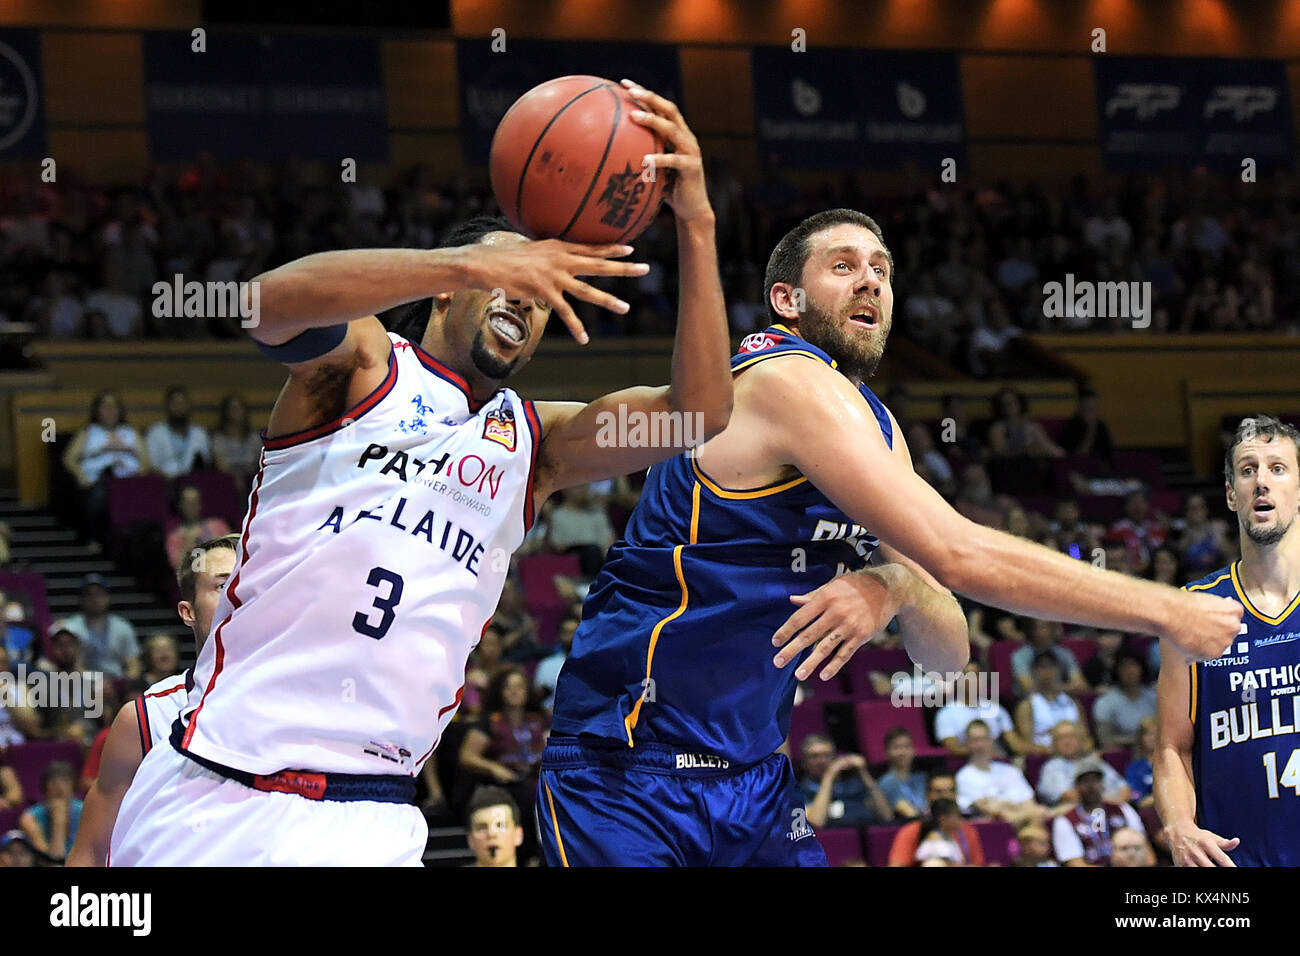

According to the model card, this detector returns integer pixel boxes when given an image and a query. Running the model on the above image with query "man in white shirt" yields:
[1036,720,1132,807]
[145,385,211,479]
[1051,757,1144,866]
[934,660,1020,755]
[955,720,1048,827]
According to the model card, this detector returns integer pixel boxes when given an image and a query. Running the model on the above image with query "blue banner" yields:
[143,31,387,161]
[456,38,682,165]
[751,47,965,168]
[1096,56,1292,170]
[0,29,46,158]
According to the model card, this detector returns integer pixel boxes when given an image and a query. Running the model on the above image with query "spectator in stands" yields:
[491,577,545,663]
[534,613,578,712]
[968,300,1022,378]
[954,463,1009,529]
[547,484,616,577]
[1036,720,1131,807]
[1015,653,1084,753]
[1083,196,1132,253]
[934,660,1023,755]
[799,734,892,828]
[31,623,98,746]
[458,666,548,805]
[1148,545,1183,588]
[0,747,20,809]
[0,588,35,664]
[79,678,138,794]
[146,385,211,479]
[164,486,232,571]
[888,789,985,867]
[210,393,261,493]
[1047,498,1100,558]
[1058,384,1115,464]
[465,786,524,868]
[1012,822,1058,867]
[461,625,504,718]
[1176,493,1231,575]
[1110,826,1156,867]
[60,575,140,681]
[987,388,1064,460]
[1092,651,1156,750]
[1125,716,1157,809]
[955,719,1047,827]
[62,391,147,541]
[1082,629,1126,689]
[1012,619,1086,694]
[911,799,979,866]
[1050,757,1145,867]
[906,422,955,497]
[19,760,82,863]
[937,393,985,465]
[727,267,768,335]
[83,271,142,338]
[0,829,34,867]
[902,272,958,359]
[140,634,181,687]
[1108,490,1168,575]
[28,270,86,339]
[877,728,929,820]
[0,646,34,745]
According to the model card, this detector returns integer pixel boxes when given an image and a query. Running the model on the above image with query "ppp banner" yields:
[456,37,682,165]
[0,29,46,158]
[751,46,965,168]
[143,31,387,161]
[1096,56,1292,171]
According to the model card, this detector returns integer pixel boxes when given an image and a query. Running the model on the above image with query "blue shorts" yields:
[537,737,828,867]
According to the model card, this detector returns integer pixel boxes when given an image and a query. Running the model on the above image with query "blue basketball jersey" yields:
[550,325,892,765]
[1187,562,1300,866]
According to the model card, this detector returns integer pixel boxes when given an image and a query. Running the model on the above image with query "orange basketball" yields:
[490,75,666,244]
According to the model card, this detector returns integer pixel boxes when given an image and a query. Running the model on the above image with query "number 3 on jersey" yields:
[353,567,404,640]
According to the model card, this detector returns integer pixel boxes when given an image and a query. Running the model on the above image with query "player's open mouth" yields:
[489,309,528,347]
[849,306,879,328]
[1252,499,1275,519]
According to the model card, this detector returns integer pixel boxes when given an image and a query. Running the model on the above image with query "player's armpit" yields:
[532,385,728,501]
[261,318,393,442]
[66,702,145,868]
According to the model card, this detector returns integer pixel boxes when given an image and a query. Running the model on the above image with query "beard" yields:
[798,296,890,383]
[470,327,520,381]
[1244,516,1290,547]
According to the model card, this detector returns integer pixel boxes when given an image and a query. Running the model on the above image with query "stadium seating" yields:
[0,571,52,637]
[787,701,829,762]
[973,819,1016,865]
[8,741,83,806]
[816,827,864,867]
[516,553,580,646]
[864,824,904,867]
[853,700,947,764]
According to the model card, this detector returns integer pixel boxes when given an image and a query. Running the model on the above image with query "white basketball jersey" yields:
[136,671,190,755]
[179,333,543,776]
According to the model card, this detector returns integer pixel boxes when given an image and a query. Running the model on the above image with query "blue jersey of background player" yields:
[1157,415,1300,866]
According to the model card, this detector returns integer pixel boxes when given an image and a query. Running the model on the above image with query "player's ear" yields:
[769,282,802,323]
[177,600,196,629]
[432,292,454,320]
[513,825,524,848]
[1225,479,1238,513]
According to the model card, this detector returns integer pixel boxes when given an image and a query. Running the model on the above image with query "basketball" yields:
[490,75,666,244]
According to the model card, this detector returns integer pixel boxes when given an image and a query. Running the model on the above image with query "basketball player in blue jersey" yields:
[541,208,1243,867]
[1157,415,1300,866]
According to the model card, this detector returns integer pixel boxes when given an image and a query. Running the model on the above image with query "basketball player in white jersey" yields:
[67,534,238,866]
[110,82,733,865]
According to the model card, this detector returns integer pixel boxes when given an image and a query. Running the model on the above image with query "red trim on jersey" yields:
[183,454,266,750]
[144,681,186,699]
[416,684,466,767]
[135,695,151,756]
[522,399,543,532]
[409,340,489,413]
[261,347,399,450]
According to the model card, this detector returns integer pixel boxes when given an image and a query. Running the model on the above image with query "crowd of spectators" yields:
[3,158,1299,376]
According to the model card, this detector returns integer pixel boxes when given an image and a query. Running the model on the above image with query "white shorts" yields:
[109,741,428,866]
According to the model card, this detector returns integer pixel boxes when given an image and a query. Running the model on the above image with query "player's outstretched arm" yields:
[771,411,969,681]
[532,84,732,499]
[749,358,1242,661]
[66,702,145,867]
[1153,640,1239,866]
